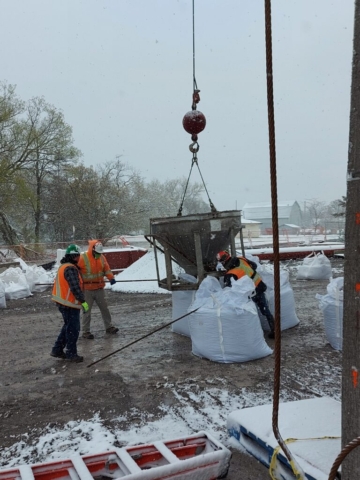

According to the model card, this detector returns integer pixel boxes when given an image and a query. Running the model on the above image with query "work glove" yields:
[110,279,116,285]
[82,302,89,312]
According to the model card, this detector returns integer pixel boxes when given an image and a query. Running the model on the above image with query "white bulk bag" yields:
[171,274,197,337]
[25,265,52,292]
[5,278,32,300]
[316,277,343,350]
[0,280,6,308]
[256,266,299,331]
[189,276,272,363]
[297,252,332,280]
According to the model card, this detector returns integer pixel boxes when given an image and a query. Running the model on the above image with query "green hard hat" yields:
[66,244,81,255]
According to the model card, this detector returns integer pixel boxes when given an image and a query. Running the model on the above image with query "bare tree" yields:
[306,198,327,234]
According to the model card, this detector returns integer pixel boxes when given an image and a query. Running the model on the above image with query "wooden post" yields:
[342,1,360,477]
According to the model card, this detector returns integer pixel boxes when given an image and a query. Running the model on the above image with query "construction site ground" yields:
[0,259,343,478]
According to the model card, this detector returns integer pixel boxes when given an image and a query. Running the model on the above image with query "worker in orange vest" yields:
[216,250,275,339]
[51,244,89,362]
[77,240,119,339]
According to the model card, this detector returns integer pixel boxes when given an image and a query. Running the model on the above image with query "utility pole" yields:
[342,1,360,477]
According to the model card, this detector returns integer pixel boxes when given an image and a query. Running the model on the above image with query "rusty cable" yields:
[264,1,305,477]
[328,436,360,480]
[86,307,200,368]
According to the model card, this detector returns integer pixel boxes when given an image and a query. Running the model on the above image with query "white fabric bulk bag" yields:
[255,265,299,331]
[25,265,52,293]
[297,252,332,280]
[316,277,343,350]
[0,280,6,308]
[5,278,32,300]
[171,274,197,337]
[189,276,272,363]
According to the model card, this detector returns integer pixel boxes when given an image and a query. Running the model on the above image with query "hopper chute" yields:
[146,210,244,291]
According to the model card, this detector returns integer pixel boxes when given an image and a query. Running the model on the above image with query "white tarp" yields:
[316,277,343,351]
[189,276,272,363]
[297,252,332,280]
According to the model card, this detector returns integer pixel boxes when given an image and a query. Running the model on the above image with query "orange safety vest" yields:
[77,252,114,290]
[227,257,262,287]
[52,263,83,309]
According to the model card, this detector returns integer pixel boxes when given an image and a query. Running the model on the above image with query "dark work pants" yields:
[252,291,275,332]
[53,305,80,358]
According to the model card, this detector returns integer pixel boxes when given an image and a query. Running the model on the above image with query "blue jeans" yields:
[53,305,80,358]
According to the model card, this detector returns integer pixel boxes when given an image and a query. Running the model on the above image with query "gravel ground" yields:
[0,259,343,478]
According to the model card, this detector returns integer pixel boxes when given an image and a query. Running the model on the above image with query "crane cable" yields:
[264,1,306,478]
[177,0,216,217]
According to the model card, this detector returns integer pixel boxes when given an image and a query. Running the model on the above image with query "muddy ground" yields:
[0,260,343,478]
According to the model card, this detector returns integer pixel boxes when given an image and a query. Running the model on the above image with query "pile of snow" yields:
[110,250,181,294]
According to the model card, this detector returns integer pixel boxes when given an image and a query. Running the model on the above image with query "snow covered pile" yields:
[110,250,180,294]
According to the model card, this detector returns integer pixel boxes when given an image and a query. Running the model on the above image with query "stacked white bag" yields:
[189,276,272,363]
[316,277,343,351]
[297,252,332,280]
[257,264,300,331]
[171,274,197,337]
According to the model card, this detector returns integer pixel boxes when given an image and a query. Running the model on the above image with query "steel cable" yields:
[264,1,305,478]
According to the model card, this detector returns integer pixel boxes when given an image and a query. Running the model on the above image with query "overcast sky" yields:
[0,0,354,212]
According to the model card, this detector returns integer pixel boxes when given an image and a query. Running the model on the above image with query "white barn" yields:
[242,201,302,234]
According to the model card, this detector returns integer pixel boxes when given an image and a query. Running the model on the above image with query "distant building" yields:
[239,219,262,239]
[242,201,302,234]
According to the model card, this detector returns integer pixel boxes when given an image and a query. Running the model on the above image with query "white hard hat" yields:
[93,242,104,254]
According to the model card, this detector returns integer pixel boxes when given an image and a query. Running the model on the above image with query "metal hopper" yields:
[147,210,243,291]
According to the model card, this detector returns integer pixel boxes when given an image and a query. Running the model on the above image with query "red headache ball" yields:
[182,110,206,135]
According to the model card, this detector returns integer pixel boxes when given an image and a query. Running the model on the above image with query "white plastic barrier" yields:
[297,252,332,280]
[316,277,343,351]
[189,276,272,363]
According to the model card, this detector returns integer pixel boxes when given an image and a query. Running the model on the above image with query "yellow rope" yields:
[269,436,341,480]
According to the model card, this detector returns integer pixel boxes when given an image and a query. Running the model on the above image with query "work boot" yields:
[82,332,95,339]
[106,326,119,334]
[66,355,84,363]
[50,349,66,359]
